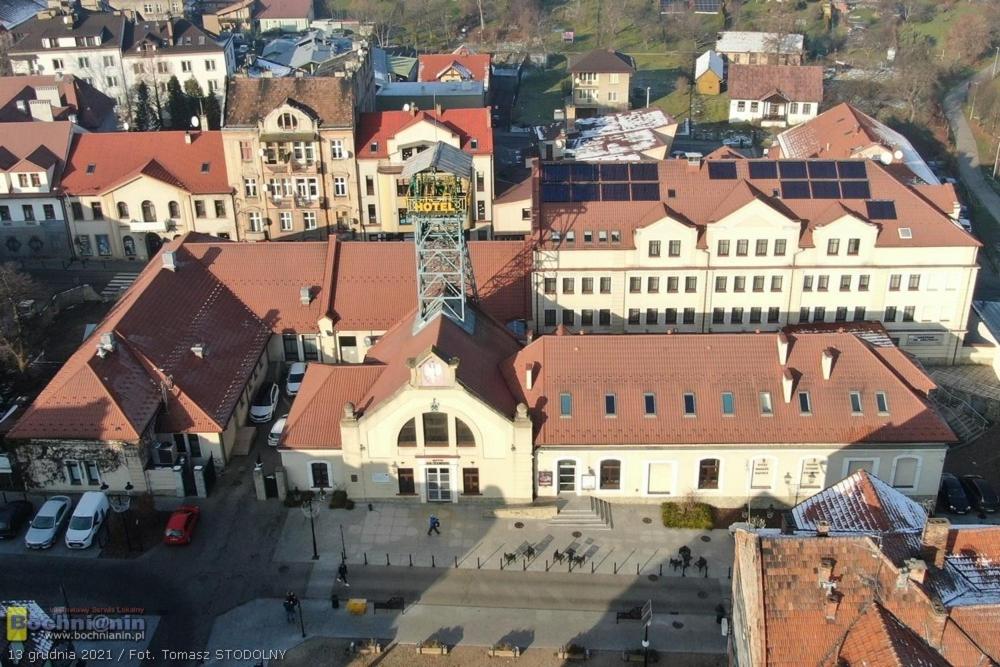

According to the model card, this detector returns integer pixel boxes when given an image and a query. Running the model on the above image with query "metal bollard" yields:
[591,562,595,574]
[500,557,505,571]
[659,564,662,577]
[545,559,549,572]
[523,558,528,571]
[431,555,435,568]
[614,561,618,574]
[409,554,413,567]
[364,552,368,566]
[386,553,389,566]
[636,563,640,576]
[455,555,459,568]
[477,556,481,569]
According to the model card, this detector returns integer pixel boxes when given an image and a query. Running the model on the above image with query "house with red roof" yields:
[355,106,495,237]
[417,46,491,92]
[728,64,824,127]
[61,130,237,260]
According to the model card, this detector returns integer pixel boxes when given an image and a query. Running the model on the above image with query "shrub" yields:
[345,498,355,510]
[329,489,348,509]
[661,501,714,529]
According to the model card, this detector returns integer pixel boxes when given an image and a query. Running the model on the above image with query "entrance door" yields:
[398,468,415,495]
[425,467,452,502]
[462,467,480,495]
[557,460,576,493]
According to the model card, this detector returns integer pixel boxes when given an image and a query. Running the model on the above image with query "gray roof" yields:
[0,0,45,30]
[401,141,472,180]
[716,31,804,55]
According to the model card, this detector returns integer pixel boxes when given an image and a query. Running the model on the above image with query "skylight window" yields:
[85,163,96,174]
[875,391,890,415]
[604,393,617,417]
[683,392,696,416]
[849,391,863,415]
[200,162,210,173]
[759,392,773,416]
[798,391,812,415]
[643,392,656,416]
[560,392,572,417]
[898,227,912,239]
[721,392,734,416]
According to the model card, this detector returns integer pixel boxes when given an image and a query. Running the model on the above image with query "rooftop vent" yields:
[191,343,206,358]
[824,591,842,622]
[816,521,831,538]
[299,286,312,305]
[781,368,794,404]
[162,250,177,271]
[95,331,115,357]
[777,331,789,365]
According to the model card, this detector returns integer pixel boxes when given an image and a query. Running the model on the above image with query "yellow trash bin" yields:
[346,598,367,616]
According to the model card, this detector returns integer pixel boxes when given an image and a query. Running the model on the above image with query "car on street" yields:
[939,472,972,514]
[65,491,109,549]
[24,496,71,548]
[163,505,200,545]
[268,414,288,447]
[960,475,1000,513]
[0,500,33,539]
[249,382,279,423]
[285,362,306,396]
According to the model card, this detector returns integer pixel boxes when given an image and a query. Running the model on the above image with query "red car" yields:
[163,505,200,545]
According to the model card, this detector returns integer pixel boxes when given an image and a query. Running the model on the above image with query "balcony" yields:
[262,157,318,174]
[268,196,324,209]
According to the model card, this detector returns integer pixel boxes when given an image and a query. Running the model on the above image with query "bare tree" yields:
[0,264,48,374]
[348,0,402,47]
[893,42,940,123]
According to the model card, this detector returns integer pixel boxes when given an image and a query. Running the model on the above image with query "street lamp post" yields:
[101,481,135,552]
[339,523,347,562]
[302,485,326,561]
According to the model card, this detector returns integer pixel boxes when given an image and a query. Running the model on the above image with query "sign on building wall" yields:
[537,470,552,487]
[800,458,825,488]
[580,474,596,491]
[371,472,392,484]
[750,459,772,489]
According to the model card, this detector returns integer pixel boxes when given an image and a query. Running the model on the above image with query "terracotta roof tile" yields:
[728,64,823,102]
[223,77,353,128]
[0,74,115,129]
[838,603,952,667]
[356,108,493,159]
[256,0,312,19]
[0,120,73,181]
[417,54,491,82]
[281,364,383,449]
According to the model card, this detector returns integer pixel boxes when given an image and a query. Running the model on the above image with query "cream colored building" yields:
[356,108,495,238]
[567,49,635,119]
[222,77,360,240]
[61,130,237,260]
[529,157,978,365]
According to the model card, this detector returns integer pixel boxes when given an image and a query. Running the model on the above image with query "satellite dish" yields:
[893,149,904,161]
[880,152,893,165]
[402,103,410,111]
[122,121,130,131]
[190,115,200,128]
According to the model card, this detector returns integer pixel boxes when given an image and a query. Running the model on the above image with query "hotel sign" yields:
[409,198,464,214]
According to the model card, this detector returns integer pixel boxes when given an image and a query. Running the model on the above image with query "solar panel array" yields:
[540,162,660,203]
[743,160,874,202]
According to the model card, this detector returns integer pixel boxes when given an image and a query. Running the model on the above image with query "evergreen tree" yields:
[165,76,190,129]
[183,77,205,99]
[202,93,222,130]
[132,82,152,131]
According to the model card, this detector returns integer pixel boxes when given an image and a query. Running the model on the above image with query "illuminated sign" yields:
[410,198,460,213]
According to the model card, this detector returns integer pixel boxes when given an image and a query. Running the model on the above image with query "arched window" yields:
[122,235,136,257]
[892,456,920,489]
[455,418,475,447]
[422,412,448,446]
[599,460,621,490]
[117,202,129,219]
[698,458,720,490]
[277,112,298,130]
[309,461,331,488]
[168,201,180,218]
[397,418,416,447]
[141,200,156,222]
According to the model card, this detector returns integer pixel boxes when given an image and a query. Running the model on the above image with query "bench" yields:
[372,596,405,614]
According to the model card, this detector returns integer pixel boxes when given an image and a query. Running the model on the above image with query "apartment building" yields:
[9,8,129,106]
[61,130,237,259]
[122,18,235,106]
[530,158,979,365]
[567,48,634,118]
[107,0,184,20]
[222,77,359,239]
[355,107,494,237]
[0,121,77,259]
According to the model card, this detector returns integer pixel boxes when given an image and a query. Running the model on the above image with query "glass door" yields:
[557,460,576,492]
[426,467,452,502]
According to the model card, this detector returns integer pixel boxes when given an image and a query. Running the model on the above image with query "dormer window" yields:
[849,391,863,415]
[721,392,734,416]
[200,162,210,173]
[798,391,812,415]
[370,142,378,153]
[604,393,617,417]
[560,392,572,417]
[683,393,696,416]
[759,391,773,416]
[470,138,478,149]
[277,112,298,130]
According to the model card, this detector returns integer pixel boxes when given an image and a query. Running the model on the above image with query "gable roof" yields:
[10,10,126,53]
[791,469,929,535]
[224,77,354,128]
[837,603,952,667]
[256,0,312,19]
[568,49,635,74]
[61,131,230,195]
[417,53,491,82]
[356,108,493,159]
[728,64,824,102]
[715,31,804,55]
[0,120,74,180]
[280,364,383,448]
[695,49,724,79]
[0,74,115,129]
[504,331,954,447]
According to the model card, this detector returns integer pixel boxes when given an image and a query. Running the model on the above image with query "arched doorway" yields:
[144,233,163,258]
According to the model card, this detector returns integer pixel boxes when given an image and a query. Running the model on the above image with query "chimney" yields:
[28,99,54,122]
[342,401,356,421]
[777,331,789,365]
[921,517,951,569]
[162,250,177,271]
[816,520,831,538]
[434,102,443,116]
[904,557,927,585]
[34,84,61,108]
[184,131,193,144]
[299,286,312,305]
[191,343,205,358]
[821,348,834,380]
[524,362,533,390]
[818,556,835,584]
[409,103,417,116]
[165,18,174,45]
[15,100,27,113]
[824,591,842,622]
[782,368,794,403]
[96,331,116,357]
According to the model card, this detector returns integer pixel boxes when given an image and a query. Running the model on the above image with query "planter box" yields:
[557,648,589,660]
[417,645,449,656]
[489,646,520,658]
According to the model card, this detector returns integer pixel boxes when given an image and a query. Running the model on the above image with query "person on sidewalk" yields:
[283,593,295,623]
[427,515,441,536]
[337,561,350,587]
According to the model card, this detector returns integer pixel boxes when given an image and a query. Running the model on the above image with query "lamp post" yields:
[101,481,135,552]
[302,485,326,561]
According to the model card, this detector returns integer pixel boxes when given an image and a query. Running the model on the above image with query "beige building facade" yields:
[567,49,635,118]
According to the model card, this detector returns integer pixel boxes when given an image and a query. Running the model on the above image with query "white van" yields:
[64,491,109,549]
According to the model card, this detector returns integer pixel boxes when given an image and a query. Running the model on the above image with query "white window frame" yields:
[695,457,722,492]
[243,177,257,197]
[303,211,317,230]
[330,139,344,159]
[279,211,293,231]
[889,455,922,491]
[842,458,879,479]
[248,211,263,233]
[334,176,348,197]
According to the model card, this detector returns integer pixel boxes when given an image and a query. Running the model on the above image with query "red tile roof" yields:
[792,469,929,534]
[61,131,230,195]
[417,53,491,83]
[727,64,824,102]
[838,603,952,667]
[504,331,955,446]
[356,109,493,159]
[0,74,115,130]
[280,364,383,449]
[256,0,312,19]
[537,159,979,250]
[0,120,74,181]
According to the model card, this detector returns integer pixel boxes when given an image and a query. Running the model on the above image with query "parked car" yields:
[249,382,279,423]
[938,472,972,514]
[0,500,33,539]
[268,414,288,447]
[65,491,109,549]
[25,496,71,548]
[961,475,1000,513]
[285,363,306,397]
[163,505,200,545]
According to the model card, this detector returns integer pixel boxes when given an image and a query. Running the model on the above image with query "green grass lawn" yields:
[514,57,569,125]
[900,1,977,46]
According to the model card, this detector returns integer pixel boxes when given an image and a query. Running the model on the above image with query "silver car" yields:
[25,496,71,549]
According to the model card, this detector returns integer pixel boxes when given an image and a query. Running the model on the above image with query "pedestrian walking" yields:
[283,593,295,623]
[427,515,441,536]
[337,561,350,587]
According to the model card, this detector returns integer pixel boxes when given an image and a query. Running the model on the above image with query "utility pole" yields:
[993,46,999,78]
[971,82,980,121]
[993,138,1000,179]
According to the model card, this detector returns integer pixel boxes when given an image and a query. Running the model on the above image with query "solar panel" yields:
[840,180,871,199]
[807,161,838,179]
[601,182,630,201]
[693,0,722,10]
[810,181,840,199]
[541,183,571,202]
[748,161,778,179]
[599,163,629,181]
[570,183,599,202]
[837,161,867,179]
[629,163,659,181]
[780,180,811,199]
[708,161,738,180]
[778,161,807,179]
[865,200,897,220]
[542,164,570,183]
[631,182,660,201]
[570,163,598,182]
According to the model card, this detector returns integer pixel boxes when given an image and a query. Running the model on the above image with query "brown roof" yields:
[280,364,382,448]
[727,64,823,102]
[537,159,979,250]
[837,603,952,667]
[0,74,115,129]
[223,77,354,128]
[505,331,954,447]
[568,49,635,74]
[494,176,532,205]
[256,0,312,19]
[0,120,74,181]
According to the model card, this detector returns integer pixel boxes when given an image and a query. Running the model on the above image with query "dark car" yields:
[960,475,1000,513]
[0,500,34,539]
[939,472,972,514]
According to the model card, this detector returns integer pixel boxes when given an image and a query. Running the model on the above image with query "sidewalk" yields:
[275,501,734,580]
[204,598,726,666]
